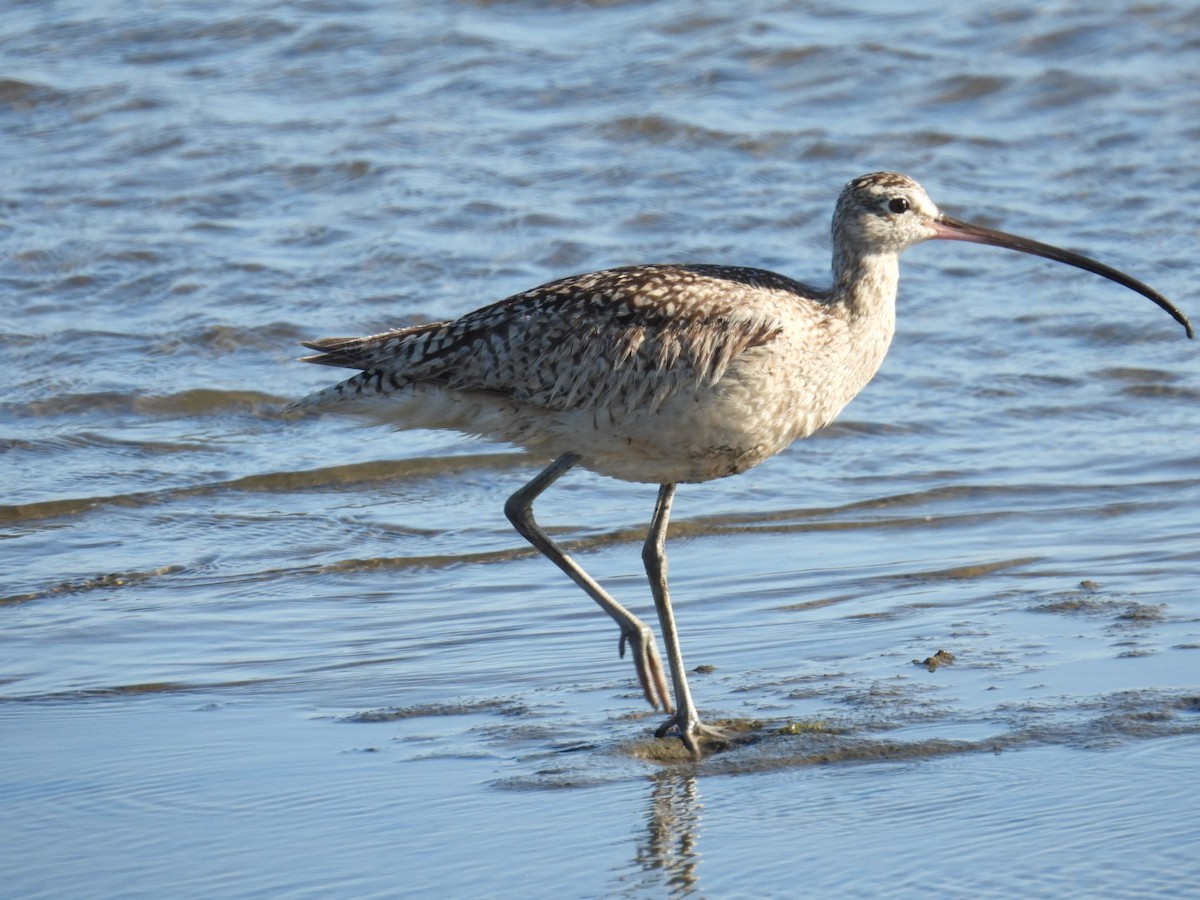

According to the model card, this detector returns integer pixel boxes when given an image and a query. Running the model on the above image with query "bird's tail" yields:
[282,367,406,418]
[283,322,448,418]
[297,332,405,369]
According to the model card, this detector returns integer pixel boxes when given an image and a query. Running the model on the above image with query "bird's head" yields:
[831,171,1192,338]
[832,172,942,255]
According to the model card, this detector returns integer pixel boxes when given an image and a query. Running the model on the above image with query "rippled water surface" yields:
[3,0,1199,896]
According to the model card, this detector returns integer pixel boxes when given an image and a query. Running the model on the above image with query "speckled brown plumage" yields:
[298,264,796,417]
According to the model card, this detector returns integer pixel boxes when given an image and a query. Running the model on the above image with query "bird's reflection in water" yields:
[627,770,704,896]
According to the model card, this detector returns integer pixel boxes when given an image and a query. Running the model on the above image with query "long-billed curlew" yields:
[289,172,1193,756]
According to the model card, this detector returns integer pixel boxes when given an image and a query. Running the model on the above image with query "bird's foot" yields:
[655,712,732,758]
[617,623,673,714]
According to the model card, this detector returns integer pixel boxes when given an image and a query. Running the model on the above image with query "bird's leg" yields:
[643,484,729,757]
[504,453,672,714]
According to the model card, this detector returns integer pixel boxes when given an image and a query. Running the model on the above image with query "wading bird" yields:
[290,172,1192,756]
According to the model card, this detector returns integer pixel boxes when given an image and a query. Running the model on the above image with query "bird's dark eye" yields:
[888,197,910,214]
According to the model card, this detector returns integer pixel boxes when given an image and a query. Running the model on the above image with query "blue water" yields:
[3,1,1199,896]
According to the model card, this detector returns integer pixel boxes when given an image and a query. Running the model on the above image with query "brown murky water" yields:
[3,1,1199,896]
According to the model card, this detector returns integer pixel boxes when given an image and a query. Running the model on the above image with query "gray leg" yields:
[643,484,728,757]
[505,453,672,714]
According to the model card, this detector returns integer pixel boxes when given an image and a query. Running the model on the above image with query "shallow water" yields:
[2,0,1199,896]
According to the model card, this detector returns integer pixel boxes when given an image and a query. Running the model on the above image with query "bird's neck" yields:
[829,250,900,323]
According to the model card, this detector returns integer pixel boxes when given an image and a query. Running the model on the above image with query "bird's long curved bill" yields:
[932,214,1193,339]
